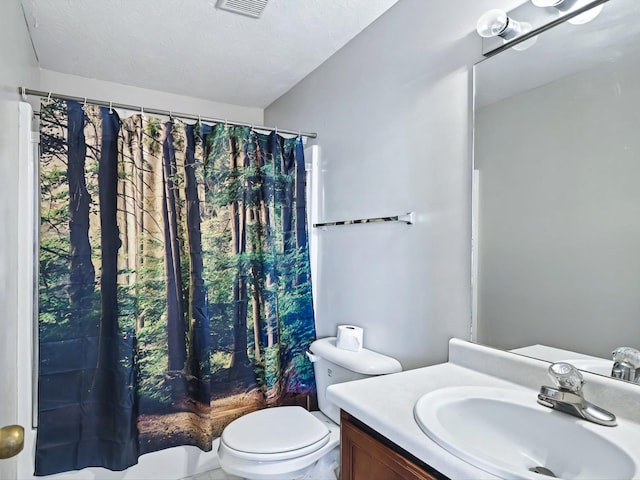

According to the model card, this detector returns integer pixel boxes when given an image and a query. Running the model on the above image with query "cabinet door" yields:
[341,412,440,480]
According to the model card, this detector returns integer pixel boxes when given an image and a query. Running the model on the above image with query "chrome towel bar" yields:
[313,212,414,228]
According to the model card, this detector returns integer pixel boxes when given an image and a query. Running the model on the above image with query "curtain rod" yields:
[18,87,317,139]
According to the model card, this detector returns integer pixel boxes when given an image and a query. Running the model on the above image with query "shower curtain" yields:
[35,100,317,475]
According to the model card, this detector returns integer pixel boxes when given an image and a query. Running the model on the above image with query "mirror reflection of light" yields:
[531,0,605,25]
[567,3,604,25]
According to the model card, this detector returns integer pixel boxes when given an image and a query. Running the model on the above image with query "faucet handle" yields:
[548,362,583,394]
[612,347,640,367]
[611,347,640,382]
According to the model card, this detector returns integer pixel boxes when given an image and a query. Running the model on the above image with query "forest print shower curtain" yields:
[36,99,316,475]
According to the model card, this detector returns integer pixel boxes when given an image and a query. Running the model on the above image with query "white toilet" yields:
[217,336,402,480]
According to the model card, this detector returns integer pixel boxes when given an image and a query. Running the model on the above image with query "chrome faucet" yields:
[611,347,640,383]
[537,362,617,427]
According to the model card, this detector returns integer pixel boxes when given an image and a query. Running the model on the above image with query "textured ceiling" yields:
[21,0,399,108]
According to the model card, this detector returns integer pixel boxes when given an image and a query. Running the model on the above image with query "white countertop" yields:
[327,360,514,478]
[326,339,640,479]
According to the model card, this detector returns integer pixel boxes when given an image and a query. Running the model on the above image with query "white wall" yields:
[476,59,640,357]
[265,0,523,370]
[0,0,40,478]
[39,69,264,125]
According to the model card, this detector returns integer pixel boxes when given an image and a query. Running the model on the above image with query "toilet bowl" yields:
[218,408,339,480]
[217,337,402,480]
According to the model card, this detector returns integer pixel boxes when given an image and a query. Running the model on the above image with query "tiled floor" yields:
[181,468,237,480]
[181,448,339,480]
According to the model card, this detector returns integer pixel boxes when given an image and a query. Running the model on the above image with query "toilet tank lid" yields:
[309,337,402,375]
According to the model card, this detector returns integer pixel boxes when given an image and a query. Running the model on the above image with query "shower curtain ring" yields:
[109,101,113,114]
[47,92,52,102]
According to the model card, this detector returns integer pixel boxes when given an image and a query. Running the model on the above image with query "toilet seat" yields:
[220,406,331,461]
[218,411,340,480]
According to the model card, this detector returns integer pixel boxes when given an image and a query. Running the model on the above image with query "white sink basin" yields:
[414,386,640,479]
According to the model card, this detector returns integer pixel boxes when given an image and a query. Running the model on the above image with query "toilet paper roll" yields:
[336,325,364,352]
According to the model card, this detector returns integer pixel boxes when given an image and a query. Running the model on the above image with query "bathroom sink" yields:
[414,386,640,479]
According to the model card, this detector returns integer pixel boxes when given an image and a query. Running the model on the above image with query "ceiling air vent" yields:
[215,0,269,18]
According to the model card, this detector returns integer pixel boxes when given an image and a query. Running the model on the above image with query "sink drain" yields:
[529,466,557,477]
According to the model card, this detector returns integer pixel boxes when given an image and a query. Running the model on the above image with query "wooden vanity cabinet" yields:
[340,411,447,480]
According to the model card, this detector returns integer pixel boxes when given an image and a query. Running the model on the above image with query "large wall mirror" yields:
[473,0,640,381]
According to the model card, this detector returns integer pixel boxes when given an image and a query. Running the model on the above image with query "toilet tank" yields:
[308,337,402,424]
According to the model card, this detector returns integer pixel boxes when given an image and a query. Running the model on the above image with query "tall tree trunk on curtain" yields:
[98,107,121,356]
[118,116,146,332]
[259,134,278,349]
[94,106,138,469]
[228,134,252,378]
[67,102,95,321]
[294,139,308,287]
[184,124,210,400]
[162,124,187,373]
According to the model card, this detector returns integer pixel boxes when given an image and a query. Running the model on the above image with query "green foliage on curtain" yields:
[36,99,317,475]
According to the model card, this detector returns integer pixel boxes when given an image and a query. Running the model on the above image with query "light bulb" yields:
[476,9,525,40]
[476,9,537,51]
[531,0,604,24]
[476,9,510,38]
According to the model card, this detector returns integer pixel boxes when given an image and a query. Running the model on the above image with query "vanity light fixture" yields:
[476,9,537,51]
[531,0,604,25]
